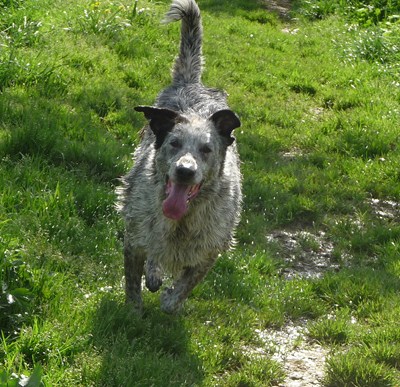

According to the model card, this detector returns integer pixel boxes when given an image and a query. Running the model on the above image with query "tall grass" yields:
[294,0,400,24]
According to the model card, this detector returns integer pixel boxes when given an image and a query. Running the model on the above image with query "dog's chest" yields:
[146,211,230,271]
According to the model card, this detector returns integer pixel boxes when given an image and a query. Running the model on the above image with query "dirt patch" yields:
[263,0,292,19]
[248,320,327,386]
[368,198,400,220]
[267,230,340,279]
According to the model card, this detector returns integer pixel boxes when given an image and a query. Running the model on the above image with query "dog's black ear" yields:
[210,109,241,146]
[135,106,181,148]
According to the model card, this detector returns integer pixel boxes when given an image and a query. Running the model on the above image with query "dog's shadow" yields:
[92,295,203,386]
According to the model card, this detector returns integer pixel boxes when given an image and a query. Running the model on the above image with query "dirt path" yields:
[262,230,336,386]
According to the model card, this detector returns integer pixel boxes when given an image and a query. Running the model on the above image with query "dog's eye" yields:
[200,145,212,154]
[170,139,182,149]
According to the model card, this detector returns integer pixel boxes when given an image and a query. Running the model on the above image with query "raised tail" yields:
[163,0,203,86]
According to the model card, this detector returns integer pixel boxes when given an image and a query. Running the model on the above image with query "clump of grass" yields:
[312,269,389,310]
[367,342,400,369]
[220,356,285,386]
[308,312,353,345]
[325,350,397,387]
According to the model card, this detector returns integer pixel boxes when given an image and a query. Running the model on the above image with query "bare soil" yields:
[368,197,400,220]
[267,230,340,279]
[256,321,327,386]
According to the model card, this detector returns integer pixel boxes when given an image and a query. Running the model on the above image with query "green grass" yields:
[1,0,400,385]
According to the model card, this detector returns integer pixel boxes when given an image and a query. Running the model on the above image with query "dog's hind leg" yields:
[124,236,145,313]
[160,258,215,314]
[145,259,163,293]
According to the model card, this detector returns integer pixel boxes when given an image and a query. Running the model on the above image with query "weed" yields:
[341,25,400,65]
[75,1,133,36]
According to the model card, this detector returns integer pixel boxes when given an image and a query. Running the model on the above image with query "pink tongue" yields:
[162,183,189,220]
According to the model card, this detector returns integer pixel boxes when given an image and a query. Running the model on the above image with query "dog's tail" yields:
[163,0,203,86]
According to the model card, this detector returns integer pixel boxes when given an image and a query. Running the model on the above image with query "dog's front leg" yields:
[160,259,215,314]
[124,237,145,313]
[145,259,163,292]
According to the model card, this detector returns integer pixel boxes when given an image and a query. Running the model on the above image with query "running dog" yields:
[117,0,242,313]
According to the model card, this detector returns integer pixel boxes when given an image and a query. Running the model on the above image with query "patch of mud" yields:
[267,230,339,279]
[247,320,327,386]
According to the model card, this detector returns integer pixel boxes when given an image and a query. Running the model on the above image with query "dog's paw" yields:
[145,275,163,293]
[145,260,163,292]
[160,288,182,314]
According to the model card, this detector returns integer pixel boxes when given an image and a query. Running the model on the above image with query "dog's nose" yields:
[175,154,197,182]
[176,165,196,181]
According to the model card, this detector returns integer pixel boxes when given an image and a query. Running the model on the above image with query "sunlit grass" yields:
[1,0,400,385]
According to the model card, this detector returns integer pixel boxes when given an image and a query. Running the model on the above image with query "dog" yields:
[117,0,242,314]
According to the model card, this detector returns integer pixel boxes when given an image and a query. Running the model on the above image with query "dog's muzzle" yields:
[162,154,201,220]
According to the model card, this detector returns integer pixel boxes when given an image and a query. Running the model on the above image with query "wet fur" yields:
[117,0,242,313]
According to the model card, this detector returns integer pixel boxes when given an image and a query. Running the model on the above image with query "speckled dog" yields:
[117,0,242,314]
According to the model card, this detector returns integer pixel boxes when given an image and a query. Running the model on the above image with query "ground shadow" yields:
[92,296,204,386]
[199,0,263,14]
[200,0,292,20]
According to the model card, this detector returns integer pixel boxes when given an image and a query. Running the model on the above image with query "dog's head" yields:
[135,106,240,220]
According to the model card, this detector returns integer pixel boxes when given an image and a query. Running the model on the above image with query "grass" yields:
[1,0,400,385]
